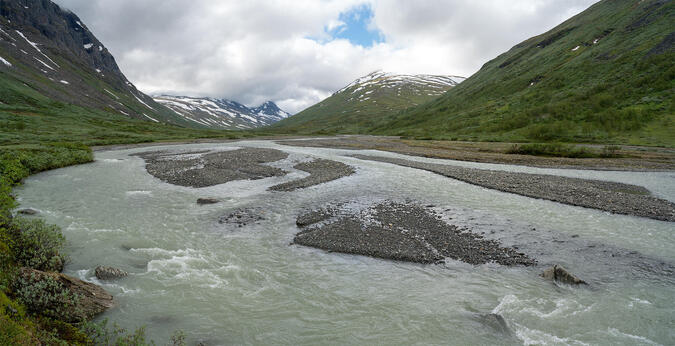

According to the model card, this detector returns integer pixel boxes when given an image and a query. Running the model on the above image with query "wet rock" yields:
[17,208,39,215]
[219,208,265,227]
[18,267,114,323]
[197,198,220,205]
[479,313,512,336]
[541,264,587,285]
[95,266,128,280]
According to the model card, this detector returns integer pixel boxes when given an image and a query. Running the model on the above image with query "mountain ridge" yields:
[0,0,196,127]
[153,95,290,129]
[272,70,465,133]
[372,0,674,145]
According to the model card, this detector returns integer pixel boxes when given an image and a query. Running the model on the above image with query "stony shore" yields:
[133,147,288,188]
[351,155,675,222]
[269,159,355,191]
[294,201,536,266]
[277,136,675,171]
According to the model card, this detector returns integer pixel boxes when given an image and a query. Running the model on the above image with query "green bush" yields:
[6,218,67,272]
[12,271,81,322]
[80,318,188,346]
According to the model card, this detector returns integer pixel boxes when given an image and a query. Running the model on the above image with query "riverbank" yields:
[277,136,675,171]
[0,144,100,344]
[351,154,675,222]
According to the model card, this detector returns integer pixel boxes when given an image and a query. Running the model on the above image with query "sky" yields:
[53,0,598,114]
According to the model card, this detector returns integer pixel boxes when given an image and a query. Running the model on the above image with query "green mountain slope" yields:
[0,0,206,129]
[374,0,674,145]
[271,71,465,134]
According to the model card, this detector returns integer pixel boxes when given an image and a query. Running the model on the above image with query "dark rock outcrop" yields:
[541,265,587,285]
[94,266,128,280]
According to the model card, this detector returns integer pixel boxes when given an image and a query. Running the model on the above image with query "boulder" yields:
[17,208,39,215]
[18,267,114,322]
[197,198,220,205]
[541,265,587,285]
[479,313,512,336]
[95,266,128,280]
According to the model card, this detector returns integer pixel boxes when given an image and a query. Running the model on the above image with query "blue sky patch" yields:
[325,4,384,47]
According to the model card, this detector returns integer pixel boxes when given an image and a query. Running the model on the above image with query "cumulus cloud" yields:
[53,0,597,113]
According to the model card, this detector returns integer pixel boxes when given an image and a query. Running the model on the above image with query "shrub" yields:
[81,318,188,346]
[12,271,81,322]
[7,218,67,272]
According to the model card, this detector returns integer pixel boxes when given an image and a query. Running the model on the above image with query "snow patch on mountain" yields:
[153,95,291,130]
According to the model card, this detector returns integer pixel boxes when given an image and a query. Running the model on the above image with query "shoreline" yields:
[93,135,675,172]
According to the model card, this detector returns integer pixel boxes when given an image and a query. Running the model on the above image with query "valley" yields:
[1,0,673,344]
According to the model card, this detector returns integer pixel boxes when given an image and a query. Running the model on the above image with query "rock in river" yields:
[478,313,513,336]
[541,264,587,285]
[17,208,39,215]
[95,265,128,280]
[197,198,220,205]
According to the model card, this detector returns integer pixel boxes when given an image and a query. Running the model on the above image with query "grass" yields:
[271,0,675,147]
[372,0,675,146]
[269,73,457,134]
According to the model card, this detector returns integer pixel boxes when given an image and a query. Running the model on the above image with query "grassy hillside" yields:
[373,0,674,146]
[0,75,241,148]
[271,71,464,134]
[0,0,203,128]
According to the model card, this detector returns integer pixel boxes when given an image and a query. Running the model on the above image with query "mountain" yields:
[271,71,465,133]
[372,0,674,145]
[0,0,196,127]
[251,101,291,122]
[153,95,290,129]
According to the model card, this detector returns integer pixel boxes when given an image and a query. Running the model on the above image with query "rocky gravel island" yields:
[294,201,535,266]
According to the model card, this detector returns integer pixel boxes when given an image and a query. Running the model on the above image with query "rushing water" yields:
[14,140,675,345]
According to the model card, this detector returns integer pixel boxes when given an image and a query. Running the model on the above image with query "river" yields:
[14,140,675,345]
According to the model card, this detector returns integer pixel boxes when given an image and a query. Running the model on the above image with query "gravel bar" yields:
[294,201,535,266]
[133,148,288,187]
[269,159,355,191]
[352,155,675,222]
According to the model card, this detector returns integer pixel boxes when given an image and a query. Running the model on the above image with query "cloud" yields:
[53,0,597,113]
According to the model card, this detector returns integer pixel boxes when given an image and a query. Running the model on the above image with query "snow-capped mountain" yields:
[251,101,291,122]
[334,70,466,96]
[153,95,291,129]
[273,70,465,132]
